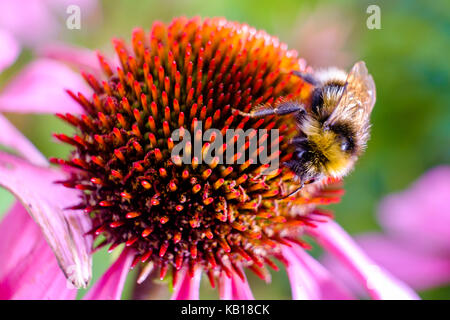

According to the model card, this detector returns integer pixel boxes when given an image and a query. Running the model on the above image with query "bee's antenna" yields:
[292,71,318,86]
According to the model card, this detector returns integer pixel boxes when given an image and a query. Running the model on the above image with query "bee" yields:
[234,61,376,195]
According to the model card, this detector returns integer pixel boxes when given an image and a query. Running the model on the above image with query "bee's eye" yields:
[340,137,350,151]
[297,150,305,159]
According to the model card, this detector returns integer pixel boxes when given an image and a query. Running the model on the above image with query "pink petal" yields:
[0,59,90,114]
[0,202,40,277]
[378,166,450,252]
[0,29,20,73]
[0,113,48,166]
[218,272,232,299]
[281,243,354,300]
[83,249,134,300]
[0,152,93,288]
[218,269,254,300]
[307,220,419,300]
[355,234,450,290]
[171,267,202,300]
[0,202,77,299]
[38,43,100,73]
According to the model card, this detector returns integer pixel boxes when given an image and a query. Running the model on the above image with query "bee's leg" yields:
[283,183,304,199]
[233,102,305,118]
[281,158,308,198]
[292,71,318,86]
[281,174,321,198]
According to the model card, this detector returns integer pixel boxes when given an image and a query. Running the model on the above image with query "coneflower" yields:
[52,17,339,287]
[0,16,418,300]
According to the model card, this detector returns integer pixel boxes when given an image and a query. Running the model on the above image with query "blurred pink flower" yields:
[0,28,49,166]
[357,166,450,291]
[323,166,450,296]
[0,0,99,46]
[0,0,99,164]
[0,29,20,73]
[290,4,355,69]
[0,15,419,300]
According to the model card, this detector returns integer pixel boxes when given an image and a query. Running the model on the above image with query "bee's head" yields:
[297,118,360,179]
[323,121,358,155]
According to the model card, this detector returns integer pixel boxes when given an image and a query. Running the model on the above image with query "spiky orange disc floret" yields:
[53,17,343,286]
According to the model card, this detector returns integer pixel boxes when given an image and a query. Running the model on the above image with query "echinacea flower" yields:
[0,17,418,300]
[325,166,450,293]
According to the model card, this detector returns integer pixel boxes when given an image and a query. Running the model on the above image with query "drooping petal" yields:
[378,166,450,252]
[0,202,77,299]
[38,43,100,73]
[307,220,419,300]
[83,249,134,300]
[171,267,202,300]
[282,246,321,300]
[0,113,48,166]
[0,152,93,288]
[355,234,450,290]
[0,59,89,114]
[281,243,354,300]
[218,268,254,300]
[0,29,20,73]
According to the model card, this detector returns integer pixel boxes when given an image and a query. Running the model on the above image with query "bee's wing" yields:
[324,61,376,129]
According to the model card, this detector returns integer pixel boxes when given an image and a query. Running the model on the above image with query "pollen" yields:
[53,17,343,286]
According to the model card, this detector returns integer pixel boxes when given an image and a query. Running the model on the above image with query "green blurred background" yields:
[0,0,449,299]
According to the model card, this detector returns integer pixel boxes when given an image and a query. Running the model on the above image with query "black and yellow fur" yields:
[235,62,375,188]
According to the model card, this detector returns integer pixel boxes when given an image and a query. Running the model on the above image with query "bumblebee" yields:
[234,61,376,193]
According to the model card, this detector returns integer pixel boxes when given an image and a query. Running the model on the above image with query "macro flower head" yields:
[52,16,330,285]
[0,16,418,300]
